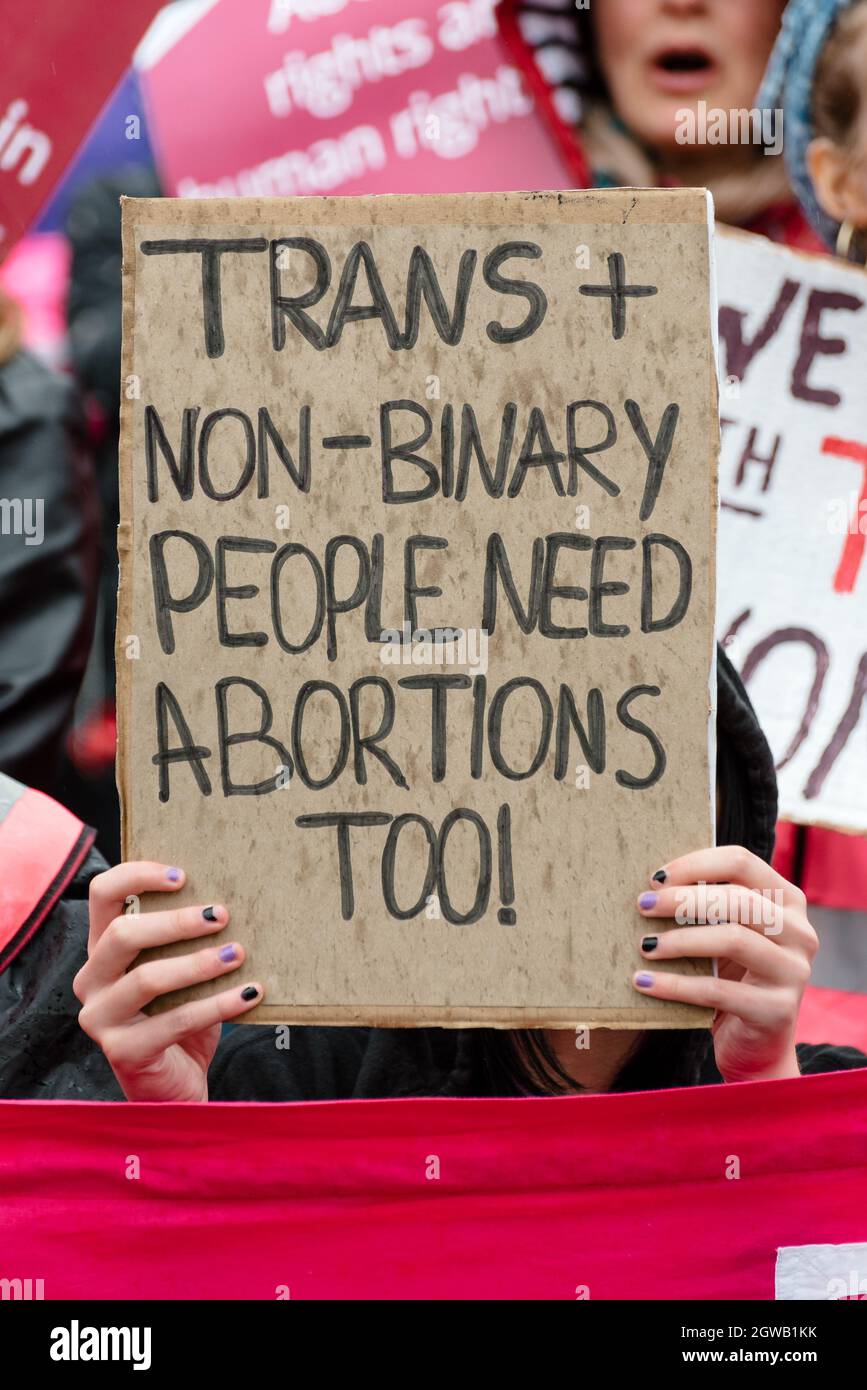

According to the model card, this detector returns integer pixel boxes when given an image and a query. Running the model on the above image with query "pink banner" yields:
[2,1067,866,1300]
[140,0,574,199]
[0,0,163,260]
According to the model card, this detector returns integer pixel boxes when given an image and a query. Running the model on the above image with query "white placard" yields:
[716,227,867,834]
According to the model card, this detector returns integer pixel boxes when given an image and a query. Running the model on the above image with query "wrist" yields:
[720,1046,801,1085]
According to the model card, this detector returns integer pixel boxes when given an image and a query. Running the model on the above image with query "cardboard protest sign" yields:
[715,228,867,836]
[139,0,573,200]
[118,188,717,1027]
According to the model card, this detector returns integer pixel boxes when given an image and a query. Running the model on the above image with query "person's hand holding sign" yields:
[633,846,818,1083]
[74,862,263,1102]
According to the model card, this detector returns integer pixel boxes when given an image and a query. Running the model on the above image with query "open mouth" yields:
[657,50,712,74]
[650,46,717,92]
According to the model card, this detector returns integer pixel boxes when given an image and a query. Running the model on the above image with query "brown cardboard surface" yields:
[118,188,717,1027]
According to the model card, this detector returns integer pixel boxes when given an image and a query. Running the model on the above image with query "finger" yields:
[632,967,788,1025]
[638,881,818,958]
[638,885,786,936]
[647,846,805,907]
[77,903,230,996]
[82,940,247,1030]
[638,925,805,985]
[101,982,265,1069]
[88,862,186,948]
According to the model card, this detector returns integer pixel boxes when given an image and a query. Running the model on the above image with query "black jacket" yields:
[0,351,97,793]
[66,165,162,690]
[1,651,864,1099]
[0,839,861,1100]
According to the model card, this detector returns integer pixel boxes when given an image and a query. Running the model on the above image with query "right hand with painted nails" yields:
[74,861,263,1102]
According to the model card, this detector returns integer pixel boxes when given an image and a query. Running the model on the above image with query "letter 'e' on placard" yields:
[118,189,719,1028]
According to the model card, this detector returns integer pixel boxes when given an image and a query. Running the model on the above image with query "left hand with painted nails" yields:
[633,845,819,1084]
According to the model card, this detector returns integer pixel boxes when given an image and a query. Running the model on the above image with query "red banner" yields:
[0,0,163,260]
[2,1067,866,1300]
[798,986,867,1052]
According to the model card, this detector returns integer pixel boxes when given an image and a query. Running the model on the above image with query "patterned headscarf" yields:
[757,0,855,248]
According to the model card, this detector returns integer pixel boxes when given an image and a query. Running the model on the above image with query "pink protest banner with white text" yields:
[139,0,574,199]
[2,1068,867,1300]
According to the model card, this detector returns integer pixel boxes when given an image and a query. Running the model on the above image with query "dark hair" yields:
[812,0,867,149]
[518,4,603,101]
[569,6,605,100]
[475,716,755,1095]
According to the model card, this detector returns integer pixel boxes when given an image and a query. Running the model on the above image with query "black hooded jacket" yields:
[0,351,97,794]
[0,650,863,1100]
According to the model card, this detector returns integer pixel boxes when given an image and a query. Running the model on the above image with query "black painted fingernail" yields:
[241,986,259,1002]
[641,935,659,954]
[203,906,218,921]
[652,869,667,884]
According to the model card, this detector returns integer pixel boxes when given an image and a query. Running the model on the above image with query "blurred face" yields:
[844,109,867,230]
[807,25,867,235]
[592,0,787,157]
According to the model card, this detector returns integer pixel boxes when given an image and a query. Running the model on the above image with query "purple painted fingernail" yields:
[635,972,654,988]
[219,944,238,963]
[638,892,657,910]
[166,867,181,883]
